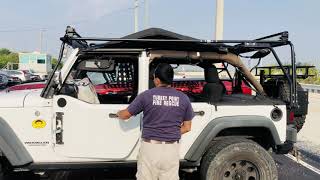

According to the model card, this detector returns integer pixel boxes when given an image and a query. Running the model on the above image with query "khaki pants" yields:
[136,141,180,180]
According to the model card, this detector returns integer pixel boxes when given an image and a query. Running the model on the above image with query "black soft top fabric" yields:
[99,28,228,52]
[122,28,197,40]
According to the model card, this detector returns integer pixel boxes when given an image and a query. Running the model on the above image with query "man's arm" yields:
[181,120,192,135]
[117,92,144,120]
[117,109,132,120]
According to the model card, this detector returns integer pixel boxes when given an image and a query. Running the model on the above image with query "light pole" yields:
[39,29,46,53]
[144,0,149,29]
[134,0,139,32]
[215,0,224,40]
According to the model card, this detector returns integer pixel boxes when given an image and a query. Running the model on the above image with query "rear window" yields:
[172,64,203,80]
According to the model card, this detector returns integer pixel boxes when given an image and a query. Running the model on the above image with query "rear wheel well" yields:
[216,127,276,150]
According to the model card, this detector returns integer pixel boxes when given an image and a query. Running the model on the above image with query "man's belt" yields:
[142,138,179,144]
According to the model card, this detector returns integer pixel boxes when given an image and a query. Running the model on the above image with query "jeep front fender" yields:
[0,117,33,166]
[184,115,281,162]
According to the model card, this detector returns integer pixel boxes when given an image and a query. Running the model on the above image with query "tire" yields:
[279,81,304,103]
[279,82,291,103]
[200,137,278,180]
[0,163,4,180]
[279,82,306,132]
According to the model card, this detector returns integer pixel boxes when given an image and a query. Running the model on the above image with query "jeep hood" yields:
[0,90,32,107]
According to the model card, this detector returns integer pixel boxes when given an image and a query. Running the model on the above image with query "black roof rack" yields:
[61,26,290,54]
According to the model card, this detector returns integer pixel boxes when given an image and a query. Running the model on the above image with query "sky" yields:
[0,0,319,68]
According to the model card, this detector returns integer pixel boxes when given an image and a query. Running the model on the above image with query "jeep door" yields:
[52,96,141,159]
[52,53,142,159]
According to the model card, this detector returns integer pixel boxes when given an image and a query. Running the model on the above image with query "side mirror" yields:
[251,49,271,59]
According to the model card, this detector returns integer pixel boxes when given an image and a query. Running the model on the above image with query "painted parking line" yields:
[285,154,320,175]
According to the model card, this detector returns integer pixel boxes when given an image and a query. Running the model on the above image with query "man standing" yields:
[117,63,194,180]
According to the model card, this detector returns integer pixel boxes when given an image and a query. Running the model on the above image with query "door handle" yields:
[194,111,205,116]
[109,113,119,118]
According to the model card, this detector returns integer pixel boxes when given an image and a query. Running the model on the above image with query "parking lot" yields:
[0,69,46,92]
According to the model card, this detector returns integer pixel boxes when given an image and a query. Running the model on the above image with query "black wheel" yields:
[279,81,304,103]
[279,82,306,132]
[279,81,291,103]
[0,157,13,180]
[0,163,4,180]
[200,137,278,180]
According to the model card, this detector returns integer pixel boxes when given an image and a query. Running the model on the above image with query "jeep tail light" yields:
[289,111,294,122]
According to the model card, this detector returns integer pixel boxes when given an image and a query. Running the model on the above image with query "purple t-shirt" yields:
[127,87,195,141]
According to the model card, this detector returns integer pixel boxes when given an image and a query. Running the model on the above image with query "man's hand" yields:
[117,109,132,120]
[181,120,192,135]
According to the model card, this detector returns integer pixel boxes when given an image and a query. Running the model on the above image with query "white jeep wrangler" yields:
[0,27,309,180]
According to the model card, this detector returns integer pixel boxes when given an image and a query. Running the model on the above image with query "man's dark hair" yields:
[154,63,174,85]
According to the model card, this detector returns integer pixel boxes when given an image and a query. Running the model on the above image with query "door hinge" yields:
[56,112,64,145]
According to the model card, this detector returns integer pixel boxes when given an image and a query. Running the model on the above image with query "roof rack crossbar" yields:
[255,31,289,42]
[66,37,289,44]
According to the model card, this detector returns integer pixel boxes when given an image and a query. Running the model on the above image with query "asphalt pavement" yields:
[40,155,320,180]
[5,153,320,180]
[274,154,320,180]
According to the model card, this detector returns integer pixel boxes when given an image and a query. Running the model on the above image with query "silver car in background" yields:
[1,70,31,82]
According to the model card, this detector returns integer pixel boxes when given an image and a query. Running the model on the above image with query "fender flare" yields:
[0,117,33,166]
[184,115,281,162]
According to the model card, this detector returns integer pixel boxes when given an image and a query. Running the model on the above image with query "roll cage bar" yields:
[42,26,298,109]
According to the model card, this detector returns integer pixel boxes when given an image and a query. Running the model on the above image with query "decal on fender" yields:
[32,119,46,129]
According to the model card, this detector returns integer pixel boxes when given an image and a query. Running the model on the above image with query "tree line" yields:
[262,62,320,85]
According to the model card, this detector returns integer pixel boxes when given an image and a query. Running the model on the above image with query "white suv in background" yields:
[22,69,47,81]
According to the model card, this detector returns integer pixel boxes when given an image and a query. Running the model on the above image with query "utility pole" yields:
[134,0,139,32]
[215,0,224,40]
[40,29,43,53]
[144,0,149,29]
[39,29,46,53]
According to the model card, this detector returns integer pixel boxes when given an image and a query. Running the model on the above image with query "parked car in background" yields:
[4,74,21,86]
[0,71,22,86]
[1,70,31,82]
[21,69,48,81]
[21,70,41,81]
[0,74,8,88]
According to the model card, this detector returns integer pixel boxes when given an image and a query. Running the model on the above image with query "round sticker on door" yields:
[32,120,46,129]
